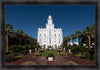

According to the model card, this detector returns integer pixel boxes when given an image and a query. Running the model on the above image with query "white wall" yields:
[37,15,63,49]
[67,42,79,46]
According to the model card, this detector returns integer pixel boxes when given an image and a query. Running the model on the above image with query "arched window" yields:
[44,34,46,36]
[59,39,60,43]
[49,38,51,44]
[40,39,41,44]
[59,34,60,36]
[44,41,46,42]
[49,31,51,36]
[55,34,56,37]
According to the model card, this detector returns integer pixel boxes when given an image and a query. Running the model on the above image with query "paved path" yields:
[5,50,95,65]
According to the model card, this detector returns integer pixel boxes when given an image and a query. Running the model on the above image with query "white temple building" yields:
[67,42,79,46]
[37,14,63,49]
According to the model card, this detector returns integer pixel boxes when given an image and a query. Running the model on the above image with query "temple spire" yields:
[47,14,53,24]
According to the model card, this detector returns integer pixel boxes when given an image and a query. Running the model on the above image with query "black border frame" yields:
[0,0,99,70]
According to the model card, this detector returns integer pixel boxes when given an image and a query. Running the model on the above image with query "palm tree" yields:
[16,29,24,47]
[71,33,75,46]
[67,35,72,45]
[76,30,82,45]
[23,33,28,45]
[74,34,77,43]
[83,25,94,50]
[63,37,68,46]
[5,24,14,53]
[91,24,95,38]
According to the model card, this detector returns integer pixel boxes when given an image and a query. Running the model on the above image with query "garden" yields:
[33,49,67,57]
[5,23,95,65]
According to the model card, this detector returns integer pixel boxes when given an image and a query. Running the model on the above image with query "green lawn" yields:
[41,49,60,57]
[33,49,67,57]
[33,49,61,57]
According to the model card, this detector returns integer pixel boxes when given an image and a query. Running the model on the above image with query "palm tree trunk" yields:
[88,35,91,50]
[6,33,8,53]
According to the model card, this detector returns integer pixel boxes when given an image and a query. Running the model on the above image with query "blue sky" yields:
[5,5,95,39]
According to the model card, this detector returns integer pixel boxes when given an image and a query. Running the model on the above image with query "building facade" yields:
[37,14,63,49]
[67,42,79,46]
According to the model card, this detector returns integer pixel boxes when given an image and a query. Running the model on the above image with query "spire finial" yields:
[48,14,52,19]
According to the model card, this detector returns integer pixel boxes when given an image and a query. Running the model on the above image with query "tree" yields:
[91,24,95,38]
[63,37,68,46]
[83,25,94,50]
[71,33,76,46]
[16,29,24,47]
[22,33,28,45]
[5,24,14,53]
[75,30,82,45]
[66,35,72,45]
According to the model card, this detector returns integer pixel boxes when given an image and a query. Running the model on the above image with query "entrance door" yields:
[44,44,45,49]
[55,44,57,49]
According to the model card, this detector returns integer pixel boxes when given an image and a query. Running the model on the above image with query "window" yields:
[39,39,41,44]
[55,34,56,37]
[49,39,51,44]
[59,39,60,43]
[49,31,51,36]
[44,41,46,42]
[44,34,46,36]
[59,34,60,36]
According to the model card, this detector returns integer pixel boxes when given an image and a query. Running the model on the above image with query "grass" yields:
[33,49,67,57]
[41,49,60,57]
[33,53,41,57]
[75,54,82,57]
[33,49,62,57]
[75,54,90,60]
[59,52,66,56]
[15,55,23,58]
[68,52,72,54]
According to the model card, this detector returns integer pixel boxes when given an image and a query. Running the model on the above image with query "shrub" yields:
[76,54,82,57]
[6,53,15,62]
[59,52,66,56]
[41,49,60,57]
[15,55,23,58]
[89,49,95,60]
[5,53,21,62]
[33,53,41,57]
[83,52,90,60]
